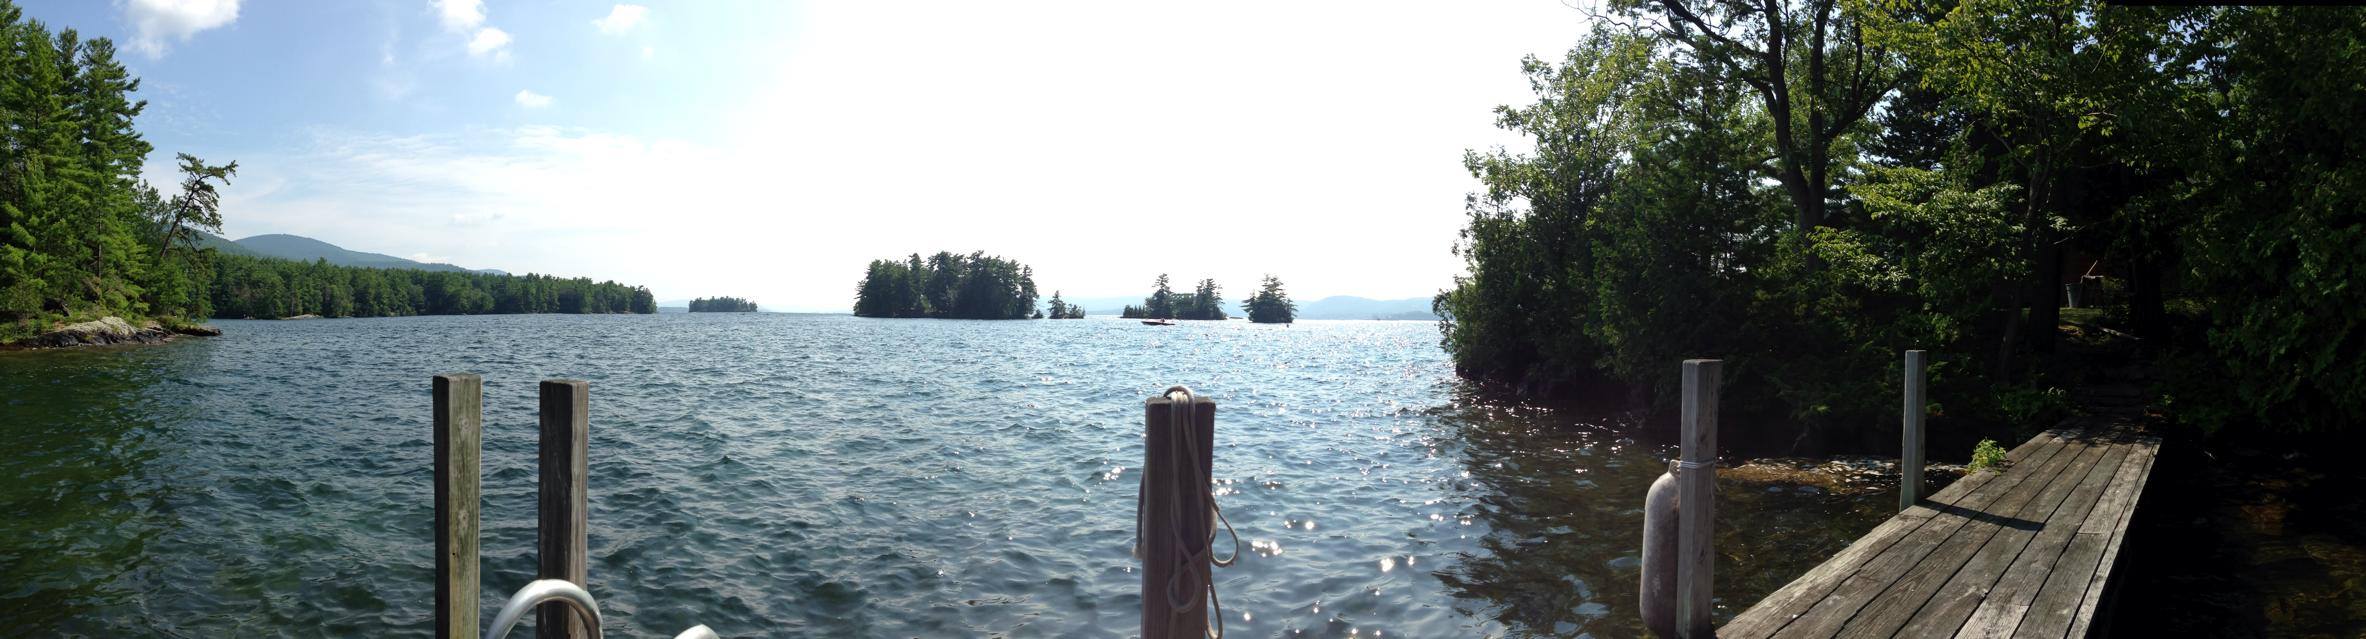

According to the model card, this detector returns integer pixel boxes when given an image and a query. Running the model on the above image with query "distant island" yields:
[1044,291,1087,319]
[688,297,758,312]
[1120,274,1229,320]
[852,252,1041,319]
[1241,276,1297,324]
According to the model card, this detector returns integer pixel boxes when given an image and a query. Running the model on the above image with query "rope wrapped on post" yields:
[1133,386,1241,639]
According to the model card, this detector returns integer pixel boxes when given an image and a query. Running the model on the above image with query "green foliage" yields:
[851,251,1040,320]
[1439,2,2366,440]
[1120,274,1227,320]
[687,296,756,312]
[1044,291,1085,319]
[0,7,215,329]
[205,254,653,319]
[1969,439,2008,473]
[1995,386,2070,427]
[1241,275,1295,324]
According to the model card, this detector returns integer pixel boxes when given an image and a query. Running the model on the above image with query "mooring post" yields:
[1677,359,1720,638]
[1140,390,1216,639]
[1901,350,1927,511]
[537,380,590,639]
[434,374,482,639]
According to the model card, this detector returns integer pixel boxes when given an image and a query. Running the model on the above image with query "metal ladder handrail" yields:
[486,578,718,639]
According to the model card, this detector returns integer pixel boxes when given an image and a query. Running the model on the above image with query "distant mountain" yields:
[1296,296,1438,321]
[204,232,507,275]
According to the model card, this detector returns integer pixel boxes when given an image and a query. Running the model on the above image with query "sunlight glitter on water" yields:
[0,313,1901,637]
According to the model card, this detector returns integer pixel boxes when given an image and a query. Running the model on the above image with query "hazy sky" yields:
[22,1,1588,311]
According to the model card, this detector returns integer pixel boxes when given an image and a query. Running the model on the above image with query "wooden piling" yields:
[537,380,591,639]
[1677,359,1720,638]
[1140,392,1216,639]
[1902,350,1927,511]
[434,374,482,639]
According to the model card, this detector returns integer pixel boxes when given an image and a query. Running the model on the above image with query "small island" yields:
[1240,275,1296,324]
[1045,291,1087,319]
[688,297,758,312]
[852,251,1042,319]
[1120,274,1229,320]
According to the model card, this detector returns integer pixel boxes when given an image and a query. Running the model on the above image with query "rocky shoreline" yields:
[7,316,220,349]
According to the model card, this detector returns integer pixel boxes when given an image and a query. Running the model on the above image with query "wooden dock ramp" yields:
[1720,426,2159,638]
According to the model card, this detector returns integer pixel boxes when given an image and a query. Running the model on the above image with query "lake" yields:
[0,313,1895,637]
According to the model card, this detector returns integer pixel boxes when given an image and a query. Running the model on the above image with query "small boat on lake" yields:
[1141,319,1176,326]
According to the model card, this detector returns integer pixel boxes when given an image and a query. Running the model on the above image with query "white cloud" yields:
[467,27,511,59]
[123,0,241,58]
[220,2,1595,310]
[640,46,655,60]
[513,89,553,108]
[431,0,484,32]
[592,4,649,34]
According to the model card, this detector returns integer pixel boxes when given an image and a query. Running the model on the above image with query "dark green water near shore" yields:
[0,313,1900,637]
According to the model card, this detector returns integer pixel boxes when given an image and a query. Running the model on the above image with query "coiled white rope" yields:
[1132,386,1241,639]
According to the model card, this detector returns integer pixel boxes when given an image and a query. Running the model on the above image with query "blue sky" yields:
[20,1,1587,311]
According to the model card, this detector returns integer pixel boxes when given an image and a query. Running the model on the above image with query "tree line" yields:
[1121,274,1228,321]
[209,254,653,319]
[1434,4,2366,440]
[0,4,656,337]
[1044,291,1086,319]
[1117,274,1297,324]
[0,4,219,338]
[688,296,756,312]
[852,251,1040,319]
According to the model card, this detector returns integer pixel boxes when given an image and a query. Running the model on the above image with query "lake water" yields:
[0,313,1895,637]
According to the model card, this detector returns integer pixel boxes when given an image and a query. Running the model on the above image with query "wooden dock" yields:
[1719,425,2159,638]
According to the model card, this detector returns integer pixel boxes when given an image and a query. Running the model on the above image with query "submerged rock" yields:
[11,316,217,348]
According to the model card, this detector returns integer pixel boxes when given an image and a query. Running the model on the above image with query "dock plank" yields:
[1923,444,2129,639]
[2054,438,2158,639]
[1847,444,2129,639]
[1719,428,2158,639]
[1768,442,2098,639]
[1718,433,2072,639]
[1760,438,2092,639]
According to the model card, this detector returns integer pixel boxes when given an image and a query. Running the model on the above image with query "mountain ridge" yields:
[198,232,506,275]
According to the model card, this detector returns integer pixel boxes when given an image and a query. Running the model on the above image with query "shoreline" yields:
[2,316,220,350]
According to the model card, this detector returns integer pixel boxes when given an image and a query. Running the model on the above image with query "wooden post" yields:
[1140,392,1215,639]
[434,374,482,639]
[1677,359,1720,638]
[537,380,590,639]
[1901,350,1927,511]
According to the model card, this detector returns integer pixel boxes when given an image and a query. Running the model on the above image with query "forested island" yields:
[1433,3,2362,444]
[0,10,653,343]
[1241,276,1295,324]
[688,297,757,312]
[1119,275,1228,320]
[1044,291,1086,319]
[851,252,1041,319]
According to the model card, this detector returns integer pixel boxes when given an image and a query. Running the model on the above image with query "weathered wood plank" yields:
[1899,444,2131,639]
[1721,427,2157,639]
[1901,350,1928,511]
[1820,443,2114,639]
[1140,393,1216,639]
[1765,439,2099,639]
[433,374,482,639]
[537,380,591,639]
[2057,438,2158,639]
[1677,360,1720,639]
[1720,433,2074,639]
